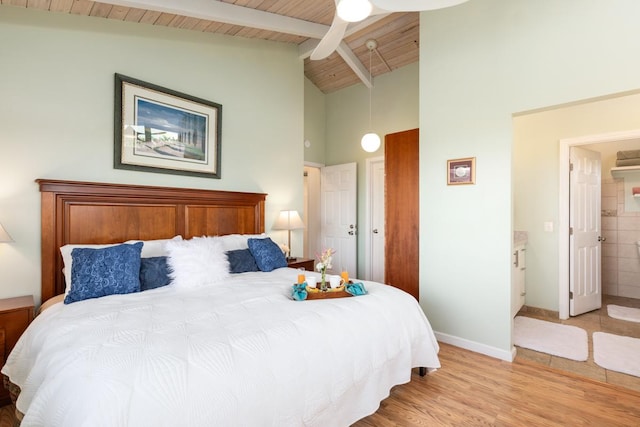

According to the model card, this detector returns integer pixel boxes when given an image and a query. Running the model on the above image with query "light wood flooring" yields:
[515,294,640,393]
[2,339,638,426]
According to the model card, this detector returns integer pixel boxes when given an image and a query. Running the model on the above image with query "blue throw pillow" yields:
[64,242,143,304]
[140,256,172,291]
[247,238,287,272]
[226,249,260,274]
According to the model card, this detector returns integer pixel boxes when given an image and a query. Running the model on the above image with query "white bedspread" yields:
[2,269,440,427]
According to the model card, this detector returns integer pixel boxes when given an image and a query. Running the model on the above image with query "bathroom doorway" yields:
[559,130,640,318]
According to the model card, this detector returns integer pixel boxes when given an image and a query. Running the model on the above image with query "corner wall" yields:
[420,0,640,357]
[0,7,304,304]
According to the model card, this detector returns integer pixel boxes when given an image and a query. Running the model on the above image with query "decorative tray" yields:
[305,285,353,300]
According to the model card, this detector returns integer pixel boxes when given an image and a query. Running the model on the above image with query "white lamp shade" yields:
[337,0,372,22]
[361,132,381,152]
[273,210,305,230]
[0,223,13,243]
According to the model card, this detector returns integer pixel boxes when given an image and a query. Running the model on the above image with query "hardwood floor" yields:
[2,343,639,426]
[354,343,640,426]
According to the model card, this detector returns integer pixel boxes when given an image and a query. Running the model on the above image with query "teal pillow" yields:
[247,238,287,272]
[64,242,143,304]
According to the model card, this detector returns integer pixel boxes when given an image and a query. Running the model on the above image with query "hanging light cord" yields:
[368,46,373,131]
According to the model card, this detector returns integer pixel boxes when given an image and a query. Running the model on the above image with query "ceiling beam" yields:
[102,0,384,88]
[101,0,329,38]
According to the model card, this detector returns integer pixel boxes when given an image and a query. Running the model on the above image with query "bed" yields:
[2,179,440,427]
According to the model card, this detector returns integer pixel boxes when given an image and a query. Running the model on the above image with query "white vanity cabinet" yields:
[512,244,526,317]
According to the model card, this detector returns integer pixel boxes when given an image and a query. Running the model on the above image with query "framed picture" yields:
[114,74,222,178]
[447,157,476,185]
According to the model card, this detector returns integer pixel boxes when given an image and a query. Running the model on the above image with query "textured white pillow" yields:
[125,235,183,257]
[213,233,267,252]
[166,236,230,289]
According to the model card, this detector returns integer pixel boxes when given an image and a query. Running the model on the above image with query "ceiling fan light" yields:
[361,132,381,152]
[337,0,372,23]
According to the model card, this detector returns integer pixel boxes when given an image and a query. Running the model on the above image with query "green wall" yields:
[325,62,419,276]
[0,7,304,304]
[420,0,640,358]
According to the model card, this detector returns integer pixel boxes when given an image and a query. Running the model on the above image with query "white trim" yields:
[304,161,325,168]
[364,156,384,280]
[558,129,640,320]
[435,332,514,362]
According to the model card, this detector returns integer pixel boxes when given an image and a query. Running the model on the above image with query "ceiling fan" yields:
[310,0,469,60]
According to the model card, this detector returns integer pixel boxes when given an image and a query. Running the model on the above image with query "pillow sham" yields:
[125,235,183,258]
[247,237,287,272]
[226,249,260,274]
[60,236,183,295]
[64,242,143,304]
[139,256,172,291]
[166,236,230,289]
[214,233,267,252]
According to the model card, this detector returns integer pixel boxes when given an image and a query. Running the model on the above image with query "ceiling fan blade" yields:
[371,0,468,12]
[310,14,349,60]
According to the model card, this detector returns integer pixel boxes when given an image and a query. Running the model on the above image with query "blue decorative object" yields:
[140,256,172,291]
[247,237,287,272]
[226,249,260,274]
[64,242,143,304]
[291,283,308,301]
[345,282,368,296]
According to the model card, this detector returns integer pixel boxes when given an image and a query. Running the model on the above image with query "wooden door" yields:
[384,128,419,299]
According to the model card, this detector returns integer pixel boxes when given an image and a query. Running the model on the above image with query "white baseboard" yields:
[435,331,515,362]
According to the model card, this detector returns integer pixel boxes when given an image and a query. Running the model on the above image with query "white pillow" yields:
[60,236,183,295]
[125,235,183,257]
[166,236,230,289]
[213,233,266,252]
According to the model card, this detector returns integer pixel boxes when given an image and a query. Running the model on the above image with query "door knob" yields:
[373,229,379,234]
[598,236,607,242]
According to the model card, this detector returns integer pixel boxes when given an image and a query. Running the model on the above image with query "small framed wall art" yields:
[447,157,476,185]
[114,73,222,179]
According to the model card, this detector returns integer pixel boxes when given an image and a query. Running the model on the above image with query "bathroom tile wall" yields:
[602,178,640,299]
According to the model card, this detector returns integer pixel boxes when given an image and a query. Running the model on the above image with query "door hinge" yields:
[569,227,573,235]
[569,291,573,300]
[569,163,574,172]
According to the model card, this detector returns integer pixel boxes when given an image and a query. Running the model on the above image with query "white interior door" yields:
[321,163,357,276]
[569,146,602,316]
[369,158,385,282]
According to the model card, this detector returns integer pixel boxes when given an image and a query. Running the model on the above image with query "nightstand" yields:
[0,295,34,406]
[287,258,315,271]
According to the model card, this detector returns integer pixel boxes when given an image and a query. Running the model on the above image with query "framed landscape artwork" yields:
[447,157,476,185]
[114,74,222,178]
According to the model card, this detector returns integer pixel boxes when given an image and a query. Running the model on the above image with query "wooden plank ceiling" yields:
[1,0,420,93]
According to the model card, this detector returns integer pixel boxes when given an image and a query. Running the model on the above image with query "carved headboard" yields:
[38,179,266,302]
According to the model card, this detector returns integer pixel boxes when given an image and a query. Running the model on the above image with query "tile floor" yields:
[515,294,640,392]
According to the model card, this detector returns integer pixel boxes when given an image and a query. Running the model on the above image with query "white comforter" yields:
[3,269,440,427]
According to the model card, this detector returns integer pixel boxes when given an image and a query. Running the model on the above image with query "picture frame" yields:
[114,74,222,179]
[447,157,476,185]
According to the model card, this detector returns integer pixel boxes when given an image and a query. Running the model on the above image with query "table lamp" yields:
[273,210,304,260]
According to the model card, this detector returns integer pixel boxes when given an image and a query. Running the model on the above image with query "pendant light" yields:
[361,39,381,153]
[337,0,372,22]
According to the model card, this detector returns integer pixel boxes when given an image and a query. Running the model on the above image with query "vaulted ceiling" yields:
[1,0,420,93]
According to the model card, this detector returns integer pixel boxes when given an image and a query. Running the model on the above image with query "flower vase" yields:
[320,268,328,291]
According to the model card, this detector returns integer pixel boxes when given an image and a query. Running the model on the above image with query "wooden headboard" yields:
[38,179,266,303]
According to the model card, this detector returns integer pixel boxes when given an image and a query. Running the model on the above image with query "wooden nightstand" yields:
[287,258,315,271]
[0,295,34,406]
